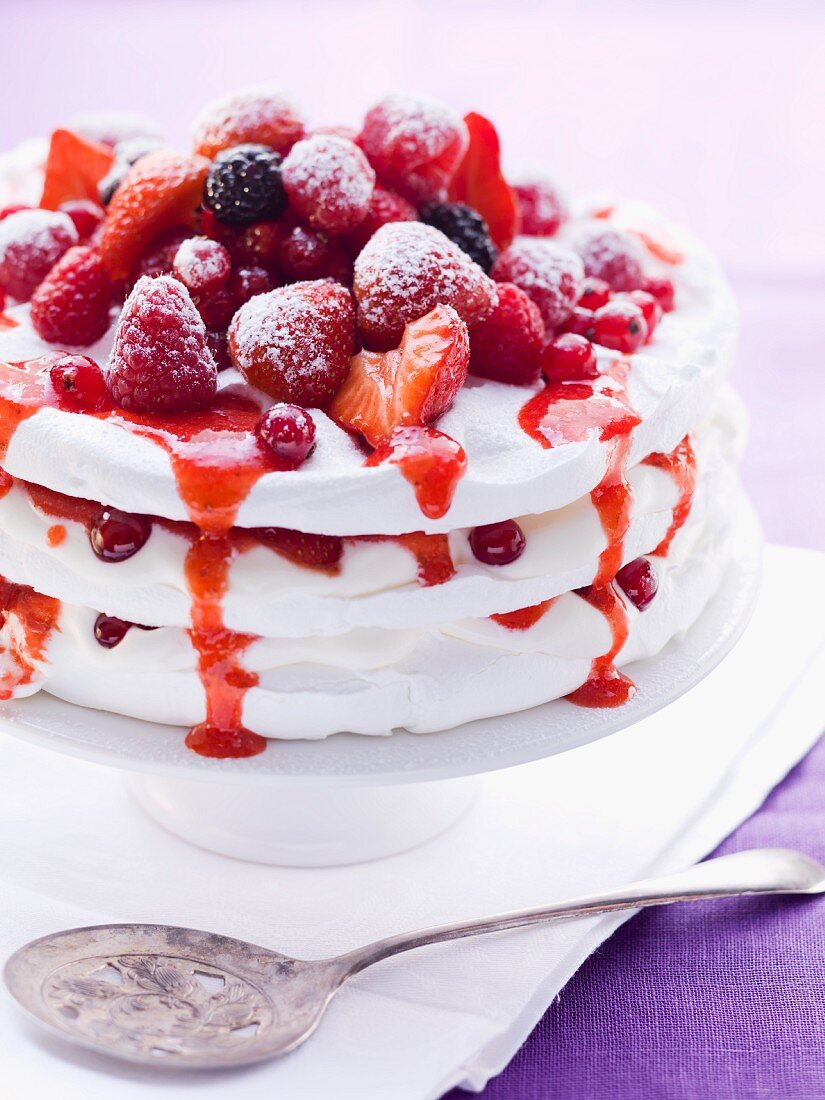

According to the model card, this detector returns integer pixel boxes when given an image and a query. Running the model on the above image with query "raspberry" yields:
[229,280,355,405]
[541,334,599,383]
[107,275,218,413]
[99,151,210,280]
[255,403,316,469]
[448,113,520,251]
[342,186,417,257]
[420,201,497,273]
[492,238,583,329]
[590,299,648,354]
[642,274,675,313]
[578,277,611,311]
[49,354,108,411]
[353,221,497,350]
[192,87,305,159]
[230,265,276,304]
[204,144,288,226]
[359,95,468,204]
[616,557,658,611]
[90,507,152,562]
[469,520,526,565]
[277,223,352,284]
[468,282,544,386]
[59,199,105,240]
[575,228,645,292]
[30,246,112,347]
[624,289,662,339]
[513,179,566,237]
[282,135,375,236]
[172,236,232,295]
[0,210,78,300]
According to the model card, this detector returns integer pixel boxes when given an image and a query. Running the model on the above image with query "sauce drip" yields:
[46,524,66,548]
[518,360,639,707]
[491,599,555,631]
[0,313,19,331]
[643,435,696,557]
[0,577,62,699]
[365,426,467,520]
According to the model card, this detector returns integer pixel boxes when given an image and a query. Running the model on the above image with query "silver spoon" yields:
[5,847,823,1070]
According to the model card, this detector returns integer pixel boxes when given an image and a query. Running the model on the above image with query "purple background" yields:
[3,2,824,1094]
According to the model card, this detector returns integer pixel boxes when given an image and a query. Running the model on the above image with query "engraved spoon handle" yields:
[338,849,825,977]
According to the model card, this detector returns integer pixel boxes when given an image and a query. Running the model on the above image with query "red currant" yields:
[591,300,648,354]
[641,275,675,313]
[624,290,662,339]
[49,354,108,412]
[469,520,526,565]
[541,334,599,382]
[90,508,152,562]
[558,306,595,337]
[256,403,317,469]
[615,557,658,610]
[577,277,611,311]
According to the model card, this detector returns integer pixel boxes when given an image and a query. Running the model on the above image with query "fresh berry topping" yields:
[492,237,583,329]
[99,151,210,280]
[255,403,316,469]
[641,274,676,313]
[30,246,112,347]
[0,203,30,221]
[359,95,468,204]
[107,275,218,413]
[229,280,355,405]
[172,236,232,295]
[236,220,282,267]
[132,226,194,283]
[282,135,375,236]
[575,228,645,291]
[94,613,133,648]
[89,507,152,562]
[205,330,231,372]
[49,354,108,411]
[330,304,469,447]
[590,299,648,354]
[97,137,163,207]
[578,277,611,311]
[541,334,599,382]
[513,179,566,237]
[204,144,287,226]
[615,556,658,611]
[40,129,115,211]
[624,289,662,339]
[192,87,305,159]
[470,520,526,565]
[277,223,352,283]
[420,201,497,273]
[193,286,236,330]
[558,306,595,336]
[0,210,78,300]
[468,282,544,385]
[353,221,497,350]
[256,526,343,570]
[342,186,417,257]
[59,199,105,240]
[230,265,276,304]
[448,113,520,250]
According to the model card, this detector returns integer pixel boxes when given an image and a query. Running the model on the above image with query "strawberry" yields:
[40,129,115,211]
[329,304,469,447]
[448,113,520,250]
[192,87,305,159]
[255,526,343,570]
[99,152,210,280]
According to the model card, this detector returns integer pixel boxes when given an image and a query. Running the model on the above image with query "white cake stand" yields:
[0,504,762,866]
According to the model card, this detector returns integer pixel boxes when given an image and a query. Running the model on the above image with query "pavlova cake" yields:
[0,90,742,757]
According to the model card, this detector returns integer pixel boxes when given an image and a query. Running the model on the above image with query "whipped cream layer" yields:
[7,477,739,737]
[0,202,736,535]
[0,390,743,636]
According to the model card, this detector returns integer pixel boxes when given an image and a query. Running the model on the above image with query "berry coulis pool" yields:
[0,89,743,757]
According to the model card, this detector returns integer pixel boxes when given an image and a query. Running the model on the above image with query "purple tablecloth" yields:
[445,733,825,1099]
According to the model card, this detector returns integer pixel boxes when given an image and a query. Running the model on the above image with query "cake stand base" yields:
[129,772,481,866]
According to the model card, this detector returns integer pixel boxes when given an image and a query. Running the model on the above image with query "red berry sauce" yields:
[365,425,467,521]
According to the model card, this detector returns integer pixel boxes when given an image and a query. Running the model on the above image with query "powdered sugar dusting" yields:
[354,221,498,349]
[492,237,583,328]
[282,134,375,236]
[192,86,305,158]
[0,210,78,301]
[572,226,646,291]
[173,236,231,295]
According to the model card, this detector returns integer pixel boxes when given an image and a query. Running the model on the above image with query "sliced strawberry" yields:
[99,152,210,280]
[255,527,343,571]
[329,304,469,447]
[40,130,115,211]
[448,113,520,251]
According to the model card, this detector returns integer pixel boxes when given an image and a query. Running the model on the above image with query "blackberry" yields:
[204,144,288,226]
[420,201,498,273]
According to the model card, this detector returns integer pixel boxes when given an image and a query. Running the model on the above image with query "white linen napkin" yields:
[1,544,824,1100]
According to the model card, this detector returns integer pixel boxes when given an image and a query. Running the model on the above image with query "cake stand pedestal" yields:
[0,505,761,866]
